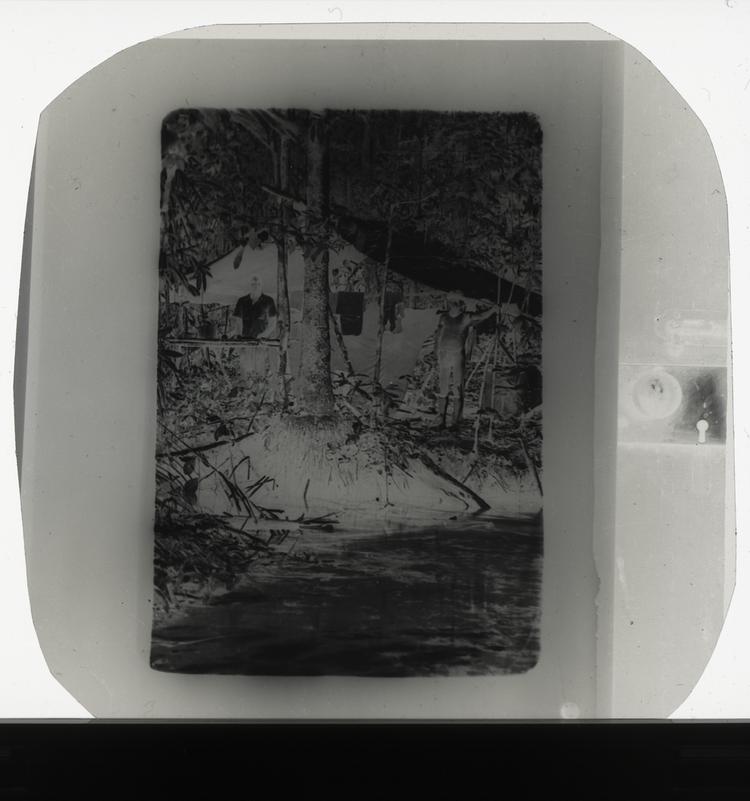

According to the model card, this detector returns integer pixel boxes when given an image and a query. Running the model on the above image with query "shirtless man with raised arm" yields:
[434,292,499,430]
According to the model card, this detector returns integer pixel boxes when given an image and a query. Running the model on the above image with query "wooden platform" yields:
[166,338,280,349]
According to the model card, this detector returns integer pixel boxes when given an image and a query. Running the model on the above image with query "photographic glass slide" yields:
[151,109,543,676]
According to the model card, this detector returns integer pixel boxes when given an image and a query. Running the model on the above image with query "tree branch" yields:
[259,183,307,211]
[232,111,275,154]
[258,109,302,138]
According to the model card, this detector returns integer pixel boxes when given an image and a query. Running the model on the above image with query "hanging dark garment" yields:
[335,291,365,336]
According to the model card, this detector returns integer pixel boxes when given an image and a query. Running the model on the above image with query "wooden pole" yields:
[473,337,497,455]
[465,338,496,389]
[373,191,438,420]
[488,272,503,440]
[328,301,356,378]
[373,206,395,419]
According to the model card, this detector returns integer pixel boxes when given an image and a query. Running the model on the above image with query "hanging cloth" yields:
[335,291,365,336]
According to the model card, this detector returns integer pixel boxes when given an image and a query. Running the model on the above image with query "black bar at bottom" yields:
[0,721,749,801]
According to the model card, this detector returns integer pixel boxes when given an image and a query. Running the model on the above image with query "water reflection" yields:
[152,515,543,677]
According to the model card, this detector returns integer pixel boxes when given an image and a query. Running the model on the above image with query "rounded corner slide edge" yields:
[14,149,36,481]
[158,22,620,42]
[604,43,733,718]
[13,134,94,719]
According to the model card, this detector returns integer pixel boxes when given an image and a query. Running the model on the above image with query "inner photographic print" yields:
[151,109,543,676]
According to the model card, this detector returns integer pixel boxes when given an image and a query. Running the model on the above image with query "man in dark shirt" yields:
[232,275,279,395]
[233,275,277,339]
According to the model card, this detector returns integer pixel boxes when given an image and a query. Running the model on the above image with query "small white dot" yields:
[560,701,581,719]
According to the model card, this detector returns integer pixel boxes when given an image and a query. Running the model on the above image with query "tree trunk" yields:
[298,113,335,416]
[276,135,292,408]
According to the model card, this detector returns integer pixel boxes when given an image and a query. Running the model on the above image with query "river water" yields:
[151,515,543,677]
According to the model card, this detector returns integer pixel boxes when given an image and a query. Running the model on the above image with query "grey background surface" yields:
[17,28,731,717]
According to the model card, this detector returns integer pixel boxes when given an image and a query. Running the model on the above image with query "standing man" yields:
[233,275,278,393]
[233,274,277,339]
[434,292,499,430]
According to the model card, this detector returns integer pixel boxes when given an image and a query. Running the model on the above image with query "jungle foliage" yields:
[154,109,543,624]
